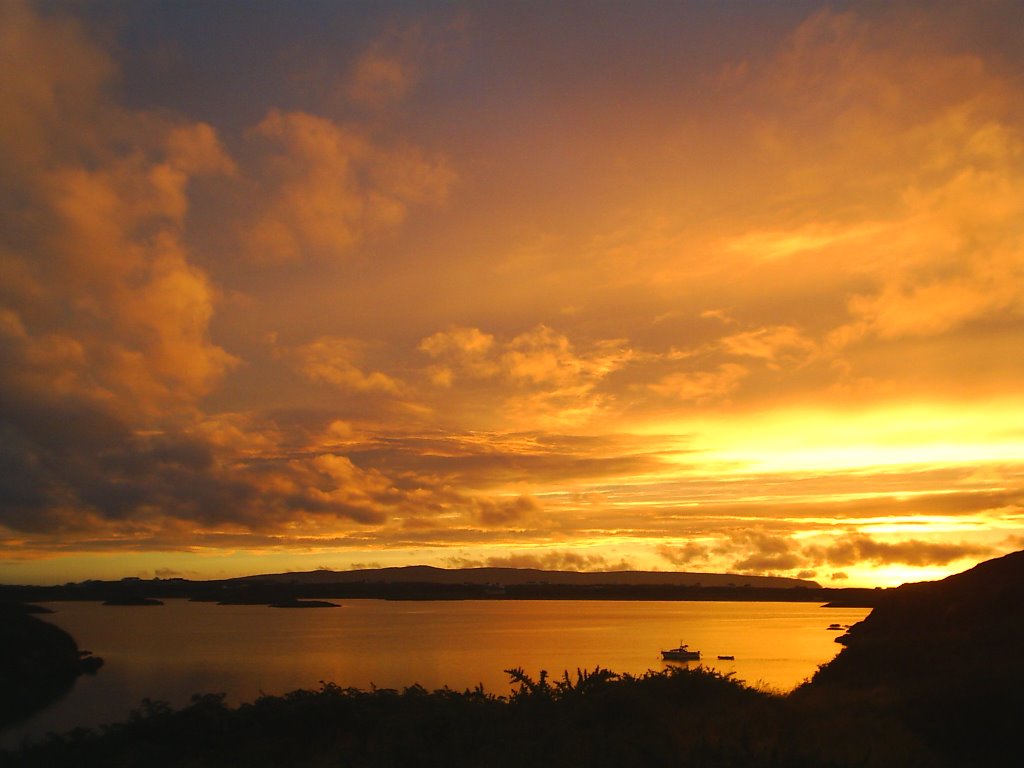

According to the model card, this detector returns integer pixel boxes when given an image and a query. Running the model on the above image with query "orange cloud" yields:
[0,11,238,421]
[649,364,748,403]
[345,14,465,108]
[348,52,412,107]
[287,336,403,395]
[472,495,541,527]
[419,326,498,384]
[244,109,455,262]
[720,325,817,368]
[0,0,113,173]
[417,324,632,428]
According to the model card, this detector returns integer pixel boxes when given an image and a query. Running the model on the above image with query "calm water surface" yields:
[4,599,869,748]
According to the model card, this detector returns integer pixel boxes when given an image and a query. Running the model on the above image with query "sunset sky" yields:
[2,1,1023,587]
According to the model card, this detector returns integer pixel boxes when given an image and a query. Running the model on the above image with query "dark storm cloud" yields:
[446,551,634,572]
[803,536,995,568]
[656,542,712,567]
[712,528,996,576]
[472,495,541,526]
[0,370,394,535]
[732,551,807,572]
[727,531,803,572]
[0,388,135,531]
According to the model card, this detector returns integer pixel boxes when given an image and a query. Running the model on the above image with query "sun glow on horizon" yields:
[652,399,1024,472]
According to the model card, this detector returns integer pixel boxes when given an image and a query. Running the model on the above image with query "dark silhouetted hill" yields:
[800,550,1024,765]
[232,564,821,588]
[811,549,1024,688]
[0,607,103,730]
[2,565,875,607]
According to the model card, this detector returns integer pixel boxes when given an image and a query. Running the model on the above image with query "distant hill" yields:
[233,565,820,589]
[0,567,867,605]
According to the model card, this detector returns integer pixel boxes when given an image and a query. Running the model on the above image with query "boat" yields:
[717,655,735,660]
[661,642,701,661]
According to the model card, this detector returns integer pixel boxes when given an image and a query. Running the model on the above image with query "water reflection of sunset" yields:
[2,1,1023,586]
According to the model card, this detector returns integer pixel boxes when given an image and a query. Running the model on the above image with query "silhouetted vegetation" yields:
[0,667,775,767]
[1,661,975,767]
[3,552,1020,766]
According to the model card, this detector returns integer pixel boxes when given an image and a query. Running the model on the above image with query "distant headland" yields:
[0,565,883,607]
[234,564,820,588]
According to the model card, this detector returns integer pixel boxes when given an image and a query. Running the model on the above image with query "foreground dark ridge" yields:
[796,548,1024,766]
[3,551,1020,767]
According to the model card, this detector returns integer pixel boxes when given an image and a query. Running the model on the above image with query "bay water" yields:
[3,599,869,749]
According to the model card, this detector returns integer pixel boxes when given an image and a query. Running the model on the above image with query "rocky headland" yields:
[0,605,103,731]
[797,549,1024,765]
